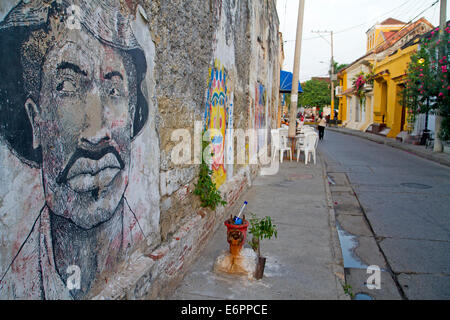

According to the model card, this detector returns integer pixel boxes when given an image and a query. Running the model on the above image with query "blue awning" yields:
[280,70,303,93]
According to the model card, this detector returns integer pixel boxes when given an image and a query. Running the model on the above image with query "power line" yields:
[370,0,439,53]
[432,0,439,23]
[365,0,416,27]
[282,0,439,76]
[406,0,434,20]
[282,0,434,43]
[389,0,423,23]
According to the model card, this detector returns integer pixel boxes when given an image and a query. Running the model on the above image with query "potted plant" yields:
[352,71,374,111]
[248,213,278,279]
[364,72,374,90]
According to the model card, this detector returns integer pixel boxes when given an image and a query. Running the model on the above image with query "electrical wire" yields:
[407,0,436,20]
[282,0,434,43]
[282,0,439,79]
[395,0,424,23]
[370,0,439,53]
[432,0,438,24]
[361,0,418,33]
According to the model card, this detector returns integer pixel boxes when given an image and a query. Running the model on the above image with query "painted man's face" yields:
[30,29,137,229]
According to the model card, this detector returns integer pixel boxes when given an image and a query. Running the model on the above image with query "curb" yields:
[318,152,350,300]
[327,127,450,168]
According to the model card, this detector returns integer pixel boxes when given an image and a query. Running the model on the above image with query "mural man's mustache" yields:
[56,146,125,186]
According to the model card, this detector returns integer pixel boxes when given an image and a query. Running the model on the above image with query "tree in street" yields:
[298,78,331,111]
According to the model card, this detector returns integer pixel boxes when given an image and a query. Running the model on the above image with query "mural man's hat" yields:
[0,0,148,167]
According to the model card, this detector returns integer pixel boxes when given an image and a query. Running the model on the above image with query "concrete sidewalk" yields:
[168,156,349,300]
[326,126,450,168]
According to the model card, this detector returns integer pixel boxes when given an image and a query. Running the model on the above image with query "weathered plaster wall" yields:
[0,0,280,299]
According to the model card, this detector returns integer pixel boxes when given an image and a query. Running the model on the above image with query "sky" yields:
[276,0,449,83]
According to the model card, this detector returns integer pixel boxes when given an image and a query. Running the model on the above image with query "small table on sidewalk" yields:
[296,133,305,144]
[287,133,305,161]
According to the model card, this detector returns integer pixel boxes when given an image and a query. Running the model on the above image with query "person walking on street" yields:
[318,115,326,140]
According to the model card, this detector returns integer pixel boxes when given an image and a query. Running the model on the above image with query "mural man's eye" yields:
[109,88,121,96]
[56,80,77,92]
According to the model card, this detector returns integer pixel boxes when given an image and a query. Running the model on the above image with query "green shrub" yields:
[193,137,227,210]
[248,213,278,257]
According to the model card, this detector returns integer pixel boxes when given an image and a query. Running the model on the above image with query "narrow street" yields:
[318,129,450,299]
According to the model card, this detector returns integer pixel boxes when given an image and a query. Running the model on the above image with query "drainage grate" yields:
[400,183,432,189]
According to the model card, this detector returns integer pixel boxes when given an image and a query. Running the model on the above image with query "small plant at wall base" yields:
[342,283,355,299]
[248,213,278,279]
[193,137,227,210]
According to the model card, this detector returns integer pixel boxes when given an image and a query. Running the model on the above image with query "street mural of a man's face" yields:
[0,1,151,230]
[0,0,157,299]
[33,30,135,228]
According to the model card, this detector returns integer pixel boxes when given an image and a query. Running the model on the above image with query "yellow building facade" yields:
[336,17,433,140]
[366,18,405,53]
[337,70,348,123]
[372,41,420,138]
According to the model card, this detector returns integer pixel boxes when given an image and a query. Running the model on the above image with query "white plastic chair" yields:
[297,132,318,164]
[295,133,305,150]
[279,127,288,136]
[279,130,292,162]
[300,126,314,134]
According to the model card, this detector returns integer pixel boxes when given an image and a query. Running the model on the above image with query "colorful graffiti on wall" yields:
[0,0,157,299]
[204,60,228,188]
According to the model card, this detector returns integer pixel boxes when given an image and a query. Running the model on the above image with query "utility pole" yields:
[288,0,305,139]
[312,30,335,120]
[434,0,447,152]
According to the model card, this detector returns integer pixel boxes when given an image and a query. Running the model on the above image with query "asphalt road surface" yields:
[318,129,450,299]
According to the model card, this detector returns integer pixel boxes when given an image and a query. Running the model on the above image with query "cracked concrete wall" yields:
[0,0,280,299]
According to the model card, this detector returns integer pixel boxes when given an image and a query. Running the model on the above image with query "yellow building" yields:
[366,18,405,53]
[372,43,417,138]
[371,18,433,138]
[336,18,406,128]
[336,70,347,123]
[336,17,433,139]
